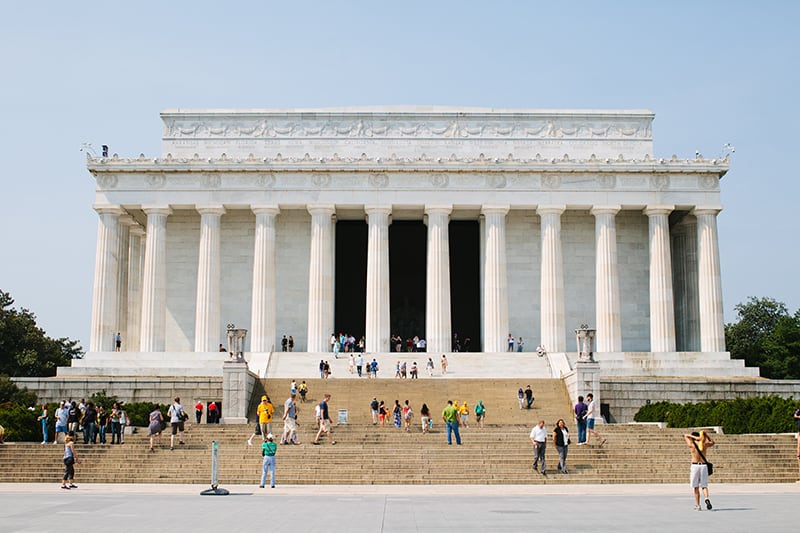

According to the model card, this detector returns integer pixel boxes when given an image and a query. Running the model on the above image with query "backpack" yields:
[475,404,485,416]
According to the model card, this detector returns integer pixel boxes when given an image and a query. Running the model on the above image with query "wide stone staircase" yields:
[1,378,797,485]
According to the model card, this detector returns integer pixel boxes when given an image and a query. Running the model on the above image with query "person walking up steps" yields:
[167,397,186,450]
[685,430,715,511]
[281,393,299,445]
[475,400,486,429]
[584,393,606,446]
[574,395,588,445]
[312,394,336,445]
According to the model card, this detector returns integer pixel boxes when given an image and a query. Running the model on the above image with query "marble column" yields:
[194,206,225,352]
[482,205,510,352]
[140,206,172,352]
[89,205,124,352]
[250,206,280,353]
[365,206,392,353]
[126,225,145,352]
[425,205,452,353]
[114,215,134,351]
[307,205,336,352]
[694,206,726,352]
[645,205,677,352]
[591,206,622,352]
[537,205,566,353]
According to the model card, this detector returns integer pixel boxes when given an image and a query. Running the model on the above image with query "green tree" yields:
[0,290,83,377]
[725,296,800,379]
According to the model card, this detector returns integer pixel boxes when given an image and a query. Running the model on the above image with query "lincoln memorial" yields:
[67,107,755,379]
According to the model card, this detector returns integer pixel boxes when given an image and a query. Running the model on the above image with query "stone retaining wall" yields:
[11,377,223,404]
[602,378,800,423]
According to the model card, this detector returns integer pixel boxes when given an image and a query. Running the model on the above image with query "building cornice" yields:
[87,154,729,177]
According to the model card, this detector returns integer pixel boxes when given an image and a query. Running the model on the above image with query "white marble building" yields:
[68,107,755,378]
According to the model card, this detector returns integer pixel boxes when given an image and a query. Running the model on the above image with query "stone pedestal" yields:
[221,361,256,424]
[574,360,602,423]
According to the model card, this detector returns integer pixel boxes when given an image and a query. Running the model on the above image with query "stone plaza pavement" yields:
[2,483,798,532]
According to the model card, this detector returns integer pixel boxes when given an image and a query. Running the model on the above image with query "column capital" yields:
[364,205,393,216]
[590,205,621,216]
[536,205,566,216]
[692,205,723,216]
[481,205,510,216]
[130,225,146,237]
[251,205,280,216]
[196,205,226,216]
[93,204,125,216]
[644,204,675,217]
[424,204,452,216]
[307,205,336,217]
[142,205,172,216]
[118,214,137,227]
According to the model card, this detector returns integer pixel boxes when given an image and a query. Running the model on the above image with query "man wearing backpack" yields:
[167,397,186,451]
[574,395,588,445]
[475,400,486,429]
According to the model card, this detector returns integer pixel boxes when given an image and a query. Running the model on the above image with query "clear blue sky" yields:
[1,1,798,347]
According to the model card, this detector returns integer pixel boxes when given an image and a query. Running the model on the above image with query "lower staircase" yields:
[1,378,797,485]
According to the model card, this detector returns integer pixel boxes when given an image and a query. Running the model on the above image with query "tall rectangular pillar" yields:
[140,205,172,352]
[425,205,452,353]
[365,206,392,352]
[89,205,124,352]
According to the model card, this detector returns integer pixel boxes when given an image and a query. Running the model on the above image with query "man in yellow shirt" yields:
[249,396,274,446]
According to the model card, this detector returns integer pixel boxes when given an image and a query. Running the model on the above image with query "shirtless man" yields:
[684,430,715,511]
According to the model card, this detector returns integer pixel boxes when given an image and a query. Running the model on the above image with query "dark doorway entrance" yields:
[449,221,481,351]
[389,221,426,344]
[334,220,367,340]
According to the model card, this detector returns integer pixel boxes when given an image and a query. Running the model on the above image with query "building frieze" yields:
[161,114,653,141]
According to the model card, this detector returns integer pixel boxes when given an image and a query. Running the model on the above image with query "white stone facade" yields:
[76,106,747,378]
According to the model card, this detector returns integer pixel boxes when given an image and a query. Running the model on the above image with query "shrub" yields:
[633,395,799,434]
[0,402,39,441]
[124,402,171,427]
[89,390,120,410]
[0,375,37,406]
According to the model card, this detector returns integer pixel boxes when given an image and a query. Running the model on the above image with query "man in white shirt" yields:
[585,393,607,446]
[529,420,548,475]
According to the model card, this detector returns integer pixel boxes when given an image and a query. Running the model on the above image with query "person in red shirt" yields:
[195,401,204,424]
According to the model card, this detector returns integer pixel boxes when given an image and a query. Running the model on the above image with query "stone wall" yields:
[602,377,800,423]
[12,377,223,405]
[616,211,650,351]
[506,211,539,346]
[166,211,200,351]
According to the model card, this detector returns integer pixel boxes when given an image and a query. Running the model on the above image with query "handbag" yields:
[692,440,713,476]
